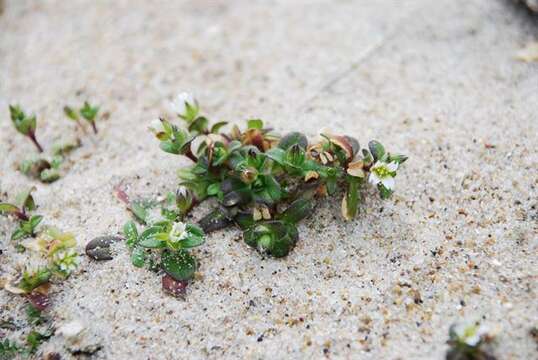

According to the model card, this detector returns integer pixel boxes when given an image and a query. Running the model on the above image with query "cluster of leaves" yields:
[64,102,100,134]
[0,187,42,241]
[121,190,204,295]
[0,305,53,359]
[447,322,497,360]
[148,93,407,260]
[0,189,79,296]
[8,102,100,183]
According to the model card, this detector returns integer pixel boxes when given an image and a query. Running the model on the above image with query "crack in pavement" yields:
[296,2,424,112]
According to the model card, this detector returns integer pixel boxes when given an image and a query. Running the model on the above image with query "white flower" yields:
[368,161,398,190]
[452,322,488,347]
[148,118,165,135]
[169,221,188,243]
[170,92,196,117]
[53,249,79,273]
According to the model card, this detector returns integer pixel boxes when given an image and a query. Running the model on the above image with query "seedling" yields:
[9,105,43,153]
[0,187,43,240]
[148,93,408,259]
[70,101,100,134]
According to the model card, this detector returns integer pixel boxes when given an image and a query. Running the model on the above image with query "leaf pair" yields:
[64,101,99,134]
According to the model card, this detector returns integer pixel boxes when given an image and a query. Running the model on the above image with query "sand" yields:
[1,0,537,359]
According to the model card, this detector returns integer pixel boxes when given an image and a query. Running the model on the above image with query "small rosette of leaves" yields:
[0,187,44,240]
[123,219,204,282]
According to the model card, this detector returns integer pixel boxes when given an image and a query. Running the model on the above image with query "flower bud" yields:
[285,143,305,166]
[176,186,193,214]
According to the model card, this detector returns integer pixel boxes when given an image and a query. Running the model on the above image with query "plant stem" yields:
[185,148,197,162]
[28,133,44,153]
[90,121,98,134]
[15,210,29,222]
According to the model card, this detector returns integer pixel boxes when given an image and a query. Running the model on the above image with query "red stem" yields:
[28,133,44,153]
[91,121,98,134]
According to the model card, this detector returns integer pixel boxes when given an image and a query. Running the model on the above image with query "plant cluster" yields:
[447,322,497,360]
[8,102,101,183]
[118,188,204,297]
[0,189,80,303]
[123,92,407,296]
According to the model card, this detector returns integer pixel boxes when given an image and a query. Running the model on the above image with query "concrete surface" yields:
[1,0,537,359]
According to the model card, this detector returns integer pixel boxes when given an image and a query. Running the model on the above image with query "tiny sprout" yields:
[9,105,43,152]
[0,188,43,240]
[80,101,99,134]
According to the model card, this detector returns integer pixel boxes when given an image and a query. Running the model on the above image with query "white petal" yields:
[387,161,399,172]
[381,176,395,190]
[148,119,164,133]
[369,172,381,185]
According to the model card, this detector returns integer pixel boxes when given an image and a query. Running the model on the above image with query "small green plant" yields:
[150,92,407,255]
[0,187,42,240]
[9,105,43,153]
[123,213,204,293]
[124,92,408,296]
[8,102,99,183]
[65,101,99,134]
[447,322,497,360]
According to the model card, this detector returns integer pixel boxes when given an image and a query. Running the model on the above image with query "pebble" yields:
[85,235,123,260]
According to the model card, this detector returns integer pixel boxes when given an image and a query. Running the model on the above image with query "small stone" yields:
[57,319,102,355]
[162,274,188,299]
[85,235,123,260]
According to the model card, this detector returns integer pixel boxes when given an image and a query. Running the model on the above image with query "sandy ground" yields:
[1,0,537,359]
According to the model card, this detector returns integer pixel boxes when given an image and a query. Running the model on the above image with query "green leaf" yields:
[378,183,393,199]
[247,119,263,129]
[29,215,43,230]
[279,198,315,223]
[63,105,79,121]
[206,183,220,196]
[40,169,60,183]
[161,249,197,281]
[138,229,166,248]
[130,201,148,224]
[123,221,138,248]
[15,187,36,212]
[80,101,99,122]
[178,234,204,249]
[342,177,360,220]
[368,140,386,162]
[278,132,308,150]
[0,203,20,214]
[264,148,286,165]
[188,116,209,134]
[19,268,51,293]
[11,227,28,241]
[243,221,298,258]
[130,246,146,267]
[210,121,228,133]
[388,153,408,164]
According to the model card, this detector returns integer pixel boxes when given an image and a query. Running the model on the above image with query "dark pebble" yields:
[85,235,123,261]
